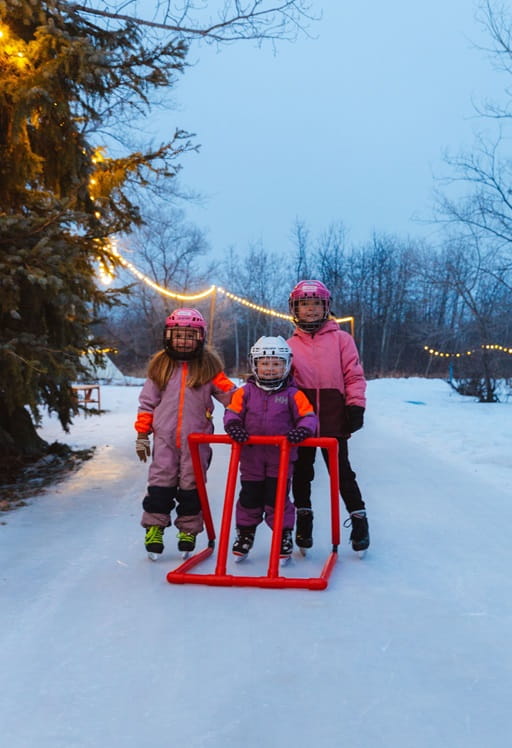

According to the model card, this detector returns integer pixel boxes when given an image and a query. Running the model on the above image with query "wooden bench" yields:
[72,384,101,409]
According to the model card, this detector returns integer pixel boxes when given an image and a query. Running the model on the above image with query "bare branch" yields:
[67,1,316,42]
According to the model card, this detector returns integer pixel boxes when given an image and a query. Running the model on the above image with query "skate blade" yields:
[233,553,248,563]
[181,551,190,560]
[280,555,292,567]
[147,552,160,562]
[298,547,308,557]
[356,549,367,559]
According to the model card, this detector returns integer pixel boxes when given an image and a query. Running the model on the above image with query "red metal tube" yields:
[214,441,241,576]
[266,436,290,578]
[188,435,216,541]
[165,433,341,591]
[165,546,214,582]
[167,571,328,590]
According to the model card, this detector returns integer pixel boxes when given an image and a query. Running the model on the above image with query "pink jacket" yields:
[287,320,366,437]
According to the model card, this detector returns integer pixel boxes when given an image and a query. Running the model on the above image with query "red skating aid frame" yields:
[166,434,340,590]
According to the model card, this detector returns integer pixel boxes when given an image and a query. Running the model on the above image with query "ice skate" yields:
[344,510,369,555]
[279,528,293,565]
[177,531,196,558]
[295,508,313,551]
[145,526,164,560]
[232,527,256,560]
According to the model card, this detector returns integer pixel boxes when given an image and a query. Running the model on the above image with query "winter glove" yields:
[346,405,365,433]
[135,433,151,462]
[225,421,249,443]
[286,426,312,444]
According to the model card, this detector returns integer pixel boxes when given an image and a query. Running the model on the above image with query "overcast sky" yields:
[145,1,502,255]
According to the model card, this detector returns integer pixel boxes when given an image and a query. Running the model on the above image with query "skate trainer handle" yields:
[166,434,340,591]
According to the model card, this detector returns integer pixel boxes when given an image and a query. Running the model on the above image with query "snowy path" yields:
[1,382,511,747]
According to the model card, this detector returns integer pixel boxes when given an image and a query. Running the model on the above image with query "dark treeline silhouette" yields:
[101,221,512,402]
[97,0,512,404]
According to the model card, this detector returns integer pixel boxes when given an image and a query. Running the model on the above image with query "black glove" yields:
[346,405,365,433]
[225,421,249,443]
[286,426,312,444]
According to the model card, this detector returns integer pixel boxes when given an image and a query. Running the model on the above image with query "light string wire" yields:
[424,344,512,357]
[103,252,511,351]
[111,249,354,327]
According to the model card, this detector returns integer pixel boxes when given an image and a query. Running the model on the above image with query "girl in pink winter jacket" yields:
[287,280,369,554]
[134,308,236,560]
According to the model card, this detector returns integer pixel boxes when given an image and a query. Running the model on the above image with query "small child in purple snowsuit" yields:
[135,308,236,559]
[224,336,318,559]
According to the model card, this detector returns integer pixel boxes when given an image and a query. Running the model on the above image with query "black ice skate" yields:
[345,510,370,554]
[280,529,293,559]
[295,509,313,551]
[232,526,256,558]
[177,531,196,555]
[145,526,164,561]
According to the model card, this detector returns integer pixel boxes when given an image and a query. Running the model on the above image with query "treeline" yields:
[96,0,512,402]
[101,219,512,401]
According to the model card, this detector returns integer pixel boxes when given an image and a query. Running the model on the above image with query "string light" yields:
[97,248,355,330]
[216,287,292,320]
[114,249,216,301]
[424,344,512,357]
[0,23,28,68]
[97,257,115,286]
[111,251,353,327]
[82,347,119,355]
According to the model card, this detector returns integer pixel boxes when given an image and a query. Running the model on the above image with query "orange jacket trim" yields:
[134,411,153,434]
[175,362,188,449]
[226,386,245,415]
[293,390,316,418]
[212,371,236,392]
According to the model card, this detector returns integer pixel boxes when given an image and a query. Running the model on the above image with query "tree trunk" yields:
[0,401,49,460]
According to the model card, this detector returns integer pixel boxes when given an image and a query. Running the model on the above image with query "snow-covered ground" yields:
[1,378,511,748]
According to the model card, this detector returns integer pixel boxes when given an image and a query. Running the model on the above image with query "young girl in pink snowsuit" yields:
[135,308,236,559]
[287,280,369,553]
[224,336,318,559]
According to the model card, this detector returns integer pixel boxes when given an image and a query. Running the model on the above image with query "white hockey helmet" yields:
[249,336,292,390]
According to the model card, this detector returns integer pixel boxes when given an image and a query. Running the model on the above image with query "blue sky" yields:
[146,1,502,254]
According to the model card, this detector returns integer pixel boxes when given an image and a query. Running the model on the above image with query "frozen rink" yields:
[1,379,511,748]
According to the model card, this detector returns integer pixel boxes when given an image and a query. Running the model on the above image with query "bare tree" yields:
[218,243,293,373]
[101,206,216,372]
[426,1,512,395]
[69,1,316,43]
[435,1,512,286]
[290,218,313,280]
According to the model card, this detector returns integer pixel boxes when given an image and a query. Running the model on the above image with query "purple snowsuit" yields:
[224,376,317,529]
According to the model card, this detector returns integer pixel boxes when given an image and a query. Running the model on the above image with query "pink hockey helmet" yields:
[165,308,206,334]
[163,308,206,360]
[288,280,332,332]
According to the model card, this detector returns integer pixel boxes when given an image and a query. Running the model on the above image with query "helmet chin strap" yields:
[296,317,328,333]
[253,375,288,391]
[165,341,204,361]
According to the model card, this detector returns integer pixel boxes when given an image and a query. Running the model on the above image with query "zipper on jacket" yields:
[175,363,188,449]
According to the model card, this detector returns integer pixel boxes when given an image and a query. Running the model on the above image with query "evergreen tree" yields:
[0,0,191,460]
